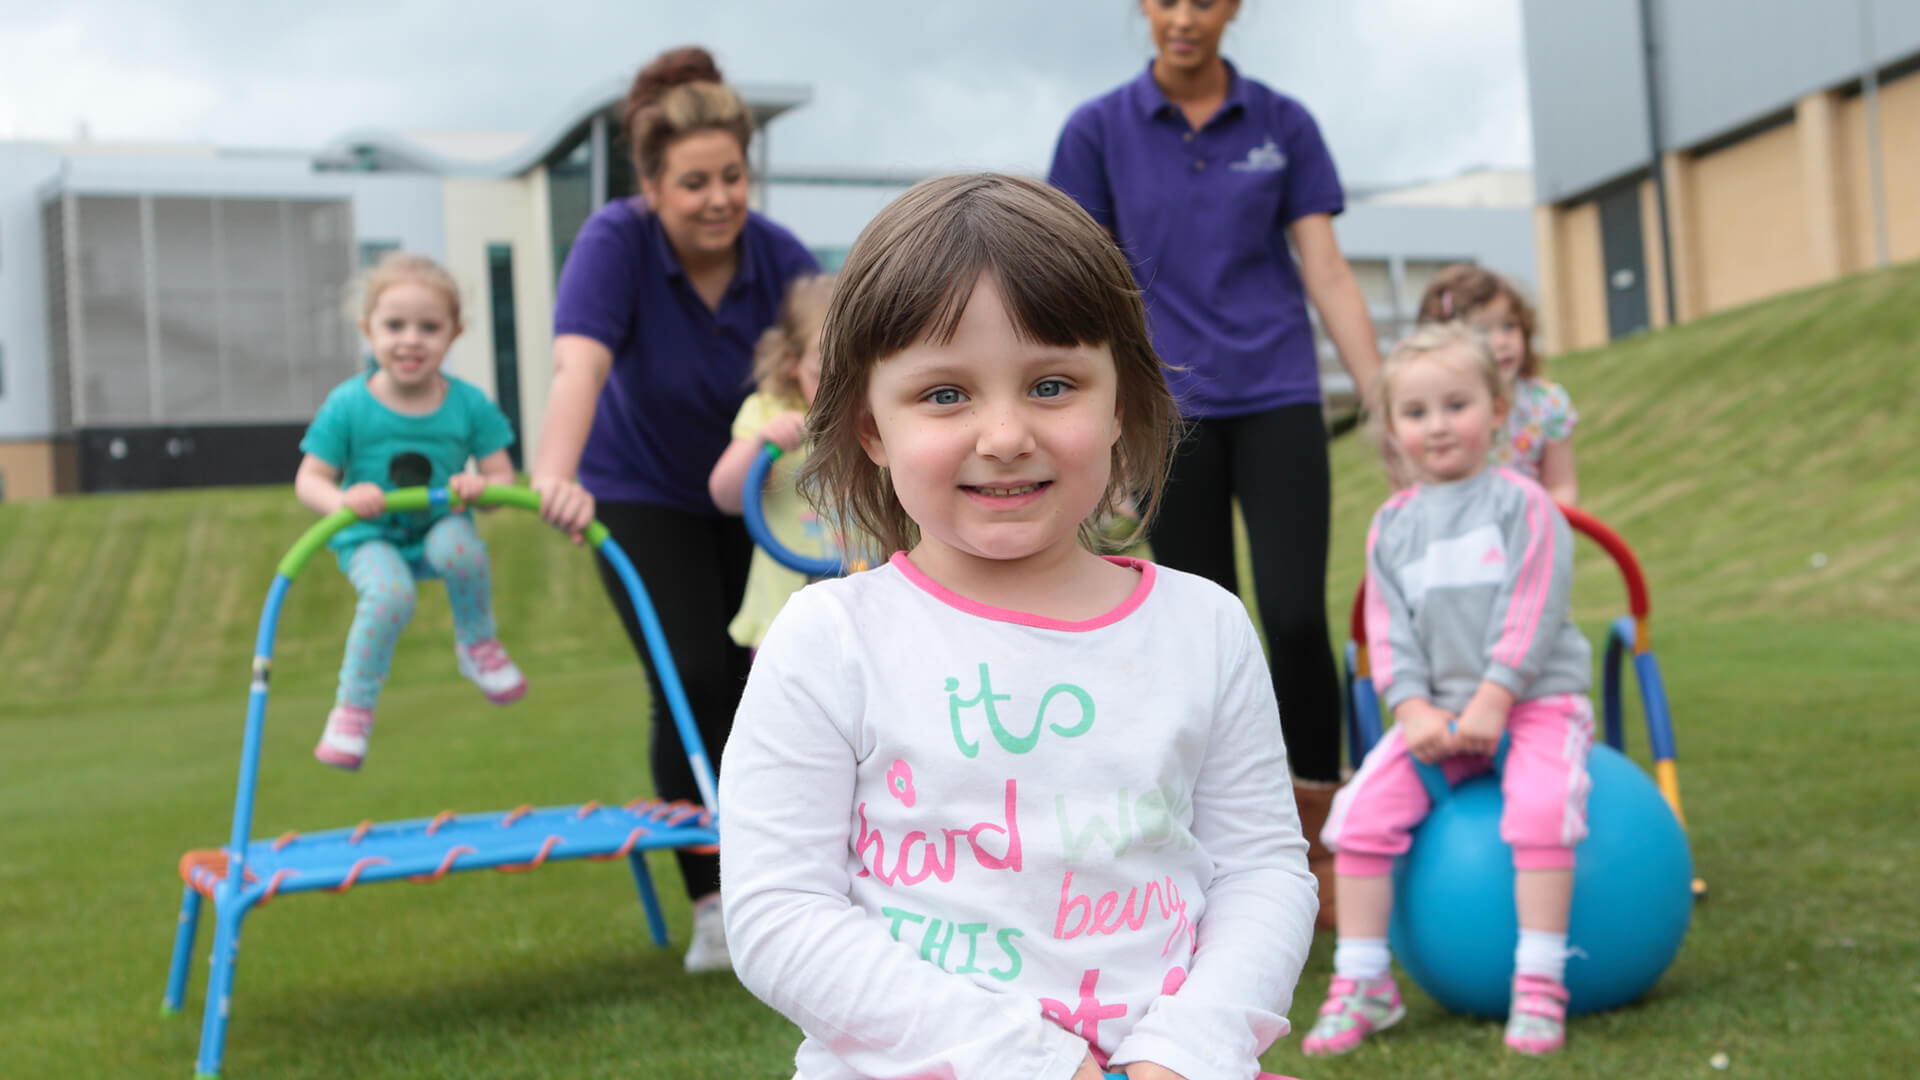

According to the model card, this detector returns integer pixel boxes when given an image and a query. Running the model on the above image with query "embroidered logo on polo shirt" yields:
[1229,136,1286,173]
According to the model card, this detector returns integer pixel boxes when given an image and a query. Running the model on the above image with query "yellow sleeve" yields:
[731,392,781,443]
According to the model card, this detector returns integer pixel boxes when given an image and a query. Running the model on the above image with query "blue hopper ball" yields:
[1387,743,1693,1019]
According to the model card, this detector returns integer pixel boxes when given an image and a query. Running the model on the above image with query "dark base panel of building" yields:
[77,424,307,493]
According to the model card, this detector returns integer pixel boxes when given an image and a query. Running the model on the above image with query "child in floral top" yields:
[1417,265,1579,505]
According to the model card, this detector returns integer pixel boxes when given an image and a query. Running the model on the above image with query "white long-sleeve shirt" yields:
[719,554,1317,1080]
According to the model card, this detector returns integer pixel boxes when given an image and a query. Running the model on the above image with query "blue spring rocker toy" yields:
[1342,505,1699,1020]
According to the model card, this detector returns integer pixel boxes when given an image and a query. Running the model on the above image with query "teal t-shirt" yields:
[299,373,515,560]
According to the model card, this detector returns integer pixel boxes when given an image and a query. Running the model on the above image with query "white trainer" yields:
[456,638,527,704]
[684,895,733,974]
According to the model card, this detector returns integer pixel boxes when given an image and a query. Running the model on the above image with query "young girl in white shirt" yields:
[718,173,1317,1080]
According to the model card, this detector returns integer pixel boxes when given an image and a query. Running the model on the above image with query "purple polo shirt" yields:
[1049,60,1345,418]
[554,199,819,513]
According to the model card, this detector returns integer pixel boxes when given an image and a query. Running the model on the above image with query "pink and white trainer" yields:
[1504,975,1569,1055]
[315,705,374,771]
[1301,974,1405,1056]
[456,638,527,704]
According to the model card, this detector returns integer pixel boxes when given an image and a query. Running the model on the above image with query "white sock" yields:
[1515,929,1568,984]
[1333,937,1392,982]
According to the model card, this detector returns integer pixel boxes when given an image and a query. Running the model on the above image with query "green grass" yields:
[2,263,1918,1077]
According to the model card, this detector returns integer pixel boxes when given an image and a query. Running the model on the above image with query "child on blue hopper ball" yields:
[718,175,1318,1080]
[707,273,845,648]
[1303,322,1594,1058]
[296,252,526,771]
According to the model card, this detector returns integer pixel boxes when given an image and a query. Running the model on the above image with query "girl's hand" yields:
[339,483,386,519]
[531,475,595,545]
[1453,682,1516,757]
[1453,704,1507,757]
[447,472,488,505]
[1124,1063,1189,1080]
[1399,701,1458,764]
[759,410,806,453]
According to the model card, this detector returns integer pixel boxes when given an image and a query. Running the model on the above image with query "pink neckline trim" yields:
[888,551,1156,632]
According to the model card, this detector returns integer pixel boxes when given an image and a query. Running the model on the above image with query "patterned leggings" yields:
[336,515,496,709]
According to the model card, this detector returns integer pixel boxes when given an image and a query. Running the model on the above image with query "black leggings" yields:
[592,500,754,900]
[1148,403,1344,782]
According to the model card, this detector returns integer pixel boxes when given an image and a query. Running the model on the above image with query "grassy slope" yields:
[1,262,1916,1077]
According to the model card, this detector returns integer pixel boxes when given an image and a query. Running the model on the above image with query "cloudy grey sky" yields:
[0,0,1532,188]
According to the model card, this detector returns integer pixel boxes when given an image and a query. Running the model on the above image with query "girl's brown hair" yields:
[1415,263,1543,377]
[623,46,753,182]
[750,274,835,405]
[359,251,461,325]
[799,173,1179,557]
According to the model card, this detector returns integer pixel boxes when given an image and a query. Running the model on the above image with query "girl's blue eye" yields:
[1033,379,1068,398]
[927,388,963,406]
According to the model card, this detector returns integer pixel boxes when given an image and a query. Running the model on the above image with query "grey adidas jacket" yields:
[1363,468,1592,715]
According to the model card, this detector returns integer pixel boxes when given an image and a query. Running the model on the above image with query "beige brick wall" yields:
[440,174,558,463]
[1691,120,1817,314]
[0,441,59,501]
[1558,200,1610,351]
[1838,69,1920,270]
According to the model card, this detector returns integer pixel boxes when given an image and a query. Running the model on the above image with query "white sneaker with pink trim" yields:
[457,638,528,704]
[315,705,374,771]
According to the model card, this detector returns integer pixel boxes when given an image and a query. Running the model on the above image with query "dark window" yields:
[547,136,592,277]
[358,239,401,268]
[486,243,524,470]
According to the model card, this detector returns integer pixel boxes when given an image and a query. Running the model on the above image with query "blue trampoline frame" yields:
[159,486,721,1078]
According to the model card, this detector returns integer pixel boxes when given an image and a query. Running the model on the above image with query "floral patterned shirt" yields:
[1492,377,1577,479]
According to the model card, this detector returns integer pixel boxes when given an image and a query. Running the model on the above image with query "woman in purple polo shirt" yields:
[530,47,819,972]
[1049,0,1384,924]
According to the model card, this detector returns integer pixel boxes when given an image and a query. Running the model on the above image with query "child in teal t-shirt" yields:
[295,253,525,771]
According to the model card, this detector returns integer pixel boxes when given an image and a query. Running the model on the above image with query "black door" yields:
[1598,184,1650,339]
[486,244,525,470]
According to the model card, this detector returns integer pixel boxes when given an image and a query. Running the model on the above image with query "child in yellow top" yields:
[709,274,840,647]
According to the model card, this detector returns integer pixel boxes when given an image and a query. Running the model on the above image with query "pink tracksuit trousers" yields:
[1323,693,1595,875]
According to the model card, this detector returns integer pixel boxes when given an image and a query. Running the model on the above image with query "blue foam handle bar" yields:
[742,443,843,577]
